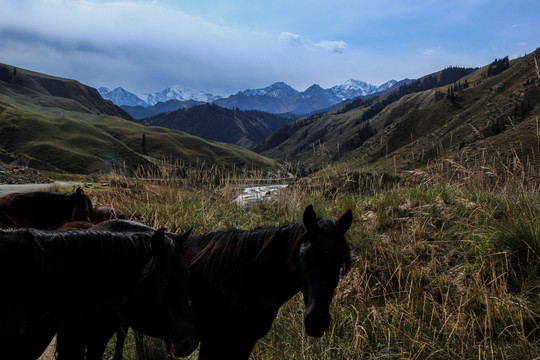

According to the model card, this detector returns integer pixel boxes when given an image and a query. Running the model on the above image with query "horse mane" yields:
[189,222,304,308]
[0,229,155,292]
[190,222,304,272]
[36,230,151,274]
[189,217,350,310]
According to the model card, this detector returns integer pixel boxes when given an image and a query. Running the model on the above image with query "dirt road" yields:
[0,182,83,196]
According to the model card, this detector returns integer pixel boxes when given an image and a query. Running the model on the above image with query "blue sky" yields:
[0,0,539,96]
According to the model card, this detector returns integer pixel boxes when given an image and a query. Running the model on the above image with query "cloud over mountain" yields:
[279,32,347,53]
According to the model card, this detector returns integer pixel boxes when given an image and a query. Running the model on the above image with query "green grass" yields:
[0,103,277,174]
[85,162,540,360]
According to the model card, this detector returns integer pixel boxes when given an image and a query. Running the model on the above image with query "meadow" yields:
[74,153,540,360]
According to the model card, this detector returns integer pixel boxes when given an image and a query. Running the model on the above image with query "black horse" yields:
[55,226,195,360]
[0,227,198,359]
[57,205,352,359]
[0,187,94,229]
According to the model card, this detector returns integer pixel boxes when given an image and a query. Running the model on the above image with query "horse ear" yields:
[303,205,319,232]
[336,209,353,235]
[151,228,167,254]
[75,187,83,197]
[173,228,192,247]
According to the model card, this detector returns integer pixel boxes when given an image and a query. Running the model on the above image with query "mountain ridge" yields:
[100,79,407,116]
[214,80,406,115]
[140,103,294,149]
[255,50,540,180]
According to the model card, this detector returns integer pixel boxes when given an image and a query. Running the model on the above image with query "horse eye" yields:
[158,276,169,287]
[299,242,311,256]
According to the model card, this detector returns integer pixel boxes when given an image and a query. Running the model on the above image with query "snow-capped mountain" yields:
[143,85,222,105]
[331,79,378,100]
[100,78,407,116]
[215,79,405,114]
[331,79,400,100]
[301,84,341,102]
[240,82,299,98]
[98,87,148,107]
[376,80,399,93]
[98,85,222,107]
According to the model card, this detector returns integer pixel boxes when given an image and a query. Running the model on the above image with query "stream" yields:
[233,184,289,205]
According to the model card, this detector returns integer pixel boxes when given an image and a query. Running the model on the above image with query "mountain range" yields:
[99,79,408,117]
[98,85,222,106]
[0,63,276,174]
[3,47,538,180]
[255,51,540,177]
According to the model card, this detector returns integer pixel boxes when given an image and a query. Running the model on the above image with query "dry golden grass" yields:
[84,150,540,360]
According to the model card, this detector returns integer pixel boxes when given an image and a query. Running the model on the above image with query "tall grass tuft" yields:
[488,192,540,294]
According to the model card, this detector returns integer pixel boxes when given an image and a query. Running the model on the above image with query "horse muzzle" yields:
[304,308,331,338]
[167,336,199,358]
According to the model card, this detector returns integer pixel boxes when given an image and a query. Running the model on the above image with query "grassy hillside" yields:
[141,103,293,149]
[0,105,147,172]
[343,53,540,178]
[257,49,540,185]
[0,64,277,174]
[256,66,476,161]
[0,63,132,119]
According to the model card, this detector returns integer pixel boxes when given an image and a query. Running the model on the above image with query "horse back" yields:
[93,205,125,224]
[0,190,93,229]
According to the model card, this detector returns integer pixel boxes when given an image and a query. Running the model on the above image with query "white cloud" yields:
[279,32,303,47]
[1,0,535,96]
[279,32,347,54]
[315,40,347,54]
[0,0,288,94]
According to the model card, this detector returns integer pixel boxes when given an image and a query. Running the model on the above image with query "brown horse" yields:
[55,205,125,230]
[0,187,93,229]
[93,205,125,224]
[56,221,94,230]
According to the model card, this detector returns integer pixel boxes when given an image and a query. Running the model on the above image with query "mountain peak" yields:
[98,86,148,106]
[143,85,221,105]
[304,84,324,93]
[332,79,377,100]
[240,82,299,98]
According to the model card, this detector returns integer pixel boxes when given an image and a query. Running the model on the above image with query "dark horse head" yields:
[68,187,94,223]
[123,228,199,357]
[0,187,94,229]
[294,205,352,337]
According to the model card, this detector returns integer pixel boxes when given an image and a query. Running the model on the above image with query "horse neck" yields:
[33,231,152,296]
[189,223,305,310]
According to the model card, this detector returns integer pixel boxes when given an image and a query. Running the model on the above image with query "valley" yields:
[2,49,539,186]
[1,45,539,360]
